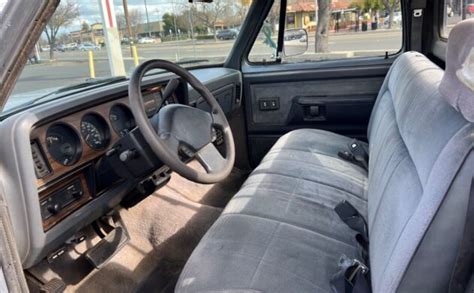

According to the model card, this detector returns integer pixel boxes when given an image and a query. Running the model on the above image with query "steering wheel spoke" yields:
[195,143,226,174]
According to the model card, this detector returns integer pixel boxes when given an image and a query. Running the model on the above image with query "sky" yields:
[71,0,192,31]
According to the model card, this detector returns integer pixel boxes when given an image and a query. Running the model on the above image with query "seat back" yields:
[366,20,474,292]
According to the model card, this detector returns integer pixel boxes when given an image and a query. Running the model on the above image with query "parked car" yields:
[217,29,238,40]
[284,30,305,41]
[54,44,65,52]
[64,42,78,51]
[78,42,100,51]
[138,37,155,44]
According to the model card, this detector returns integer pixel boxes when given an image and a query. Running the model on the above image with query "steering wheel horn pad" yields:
[128,59,235,184]
[152,104,213,151]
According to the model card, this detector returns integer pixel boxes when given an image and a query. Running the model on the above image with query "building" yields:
[69,23,105,45]
[286,0,360,32]
[135,21,164,38]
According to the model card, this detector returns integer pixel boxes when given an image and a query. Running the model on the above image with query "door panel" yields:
[243,63,390,166]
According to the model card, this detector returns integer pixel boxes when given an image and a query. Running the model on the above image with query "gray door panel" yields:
[243,63,390,166]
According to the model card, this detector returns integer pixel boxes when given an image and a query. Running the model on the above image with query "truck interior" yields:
[0,0,472,292]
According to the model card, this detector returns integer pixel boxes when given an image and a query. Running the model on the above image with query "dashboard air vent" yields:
[31,140,51,179]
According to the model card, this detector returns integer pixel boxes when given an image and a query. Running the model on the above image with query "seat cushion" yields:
[176,129,368,292]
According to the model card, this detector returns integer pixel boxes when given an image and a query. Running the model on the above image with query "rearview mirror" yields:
[284,29,308,57]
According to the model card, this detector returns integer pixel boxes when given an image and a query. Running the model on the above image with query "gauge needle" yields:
[86,134,90,141]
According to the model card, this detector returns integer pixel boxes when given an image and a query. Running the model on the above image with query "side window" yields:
[248,0,282,63]
[442,0,474,37]
[249,0,403,63]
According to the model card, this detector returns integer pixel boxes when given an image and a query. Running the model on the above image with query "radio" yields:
[39,173,91,230]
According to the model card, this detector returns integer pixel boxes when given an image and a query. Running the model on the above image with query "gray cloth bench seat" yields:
[176,19,474,293]
[177,130,368,292]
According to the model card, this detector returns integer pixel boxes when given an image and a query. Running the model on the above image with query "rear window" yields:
[442,0,474,37]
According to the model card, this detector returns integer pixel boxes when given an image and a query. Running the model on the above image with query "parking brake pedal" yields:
[85,225,130,269]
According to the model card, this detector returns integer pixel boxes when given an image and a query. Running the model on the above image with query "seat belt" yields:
[335,200,368,237]
[338,139,369,171]
[335,200,369,261]
[330,254,371,293]
[449,179,474,293]
[410,0,426,52]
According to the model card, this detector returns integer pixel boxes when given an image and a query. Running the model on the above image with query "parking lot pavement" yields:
[12,30,402,96]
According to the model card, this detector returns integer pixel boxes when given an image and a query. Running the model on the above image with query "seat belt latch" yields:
[338,139,369,171]
[335,200,368,237]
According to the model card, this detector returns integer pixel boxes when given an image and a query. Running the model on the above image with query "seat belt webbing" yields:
[410,0,426,52]
[449,179,474,293]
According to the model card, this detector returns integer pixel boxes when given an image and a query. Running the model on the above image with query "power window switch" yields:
[259,98,279,111]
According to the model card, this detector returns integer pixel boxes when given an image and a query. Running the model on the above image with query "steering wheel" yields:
[128,59,235,184]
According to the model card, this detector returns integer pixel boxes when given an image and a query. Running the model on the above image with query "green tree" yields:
[44,1,80,59]
[162,13,188,36]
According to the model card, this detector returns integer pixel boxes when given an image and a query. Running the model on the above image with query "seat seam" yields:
[199,244,328,292]
[249,222,280,289]
[220,213,357,250]
[245,171,367,201]
[235,185,367,206]
[226,193,359,246]
[258,156,367,185]
[368,155,409,232]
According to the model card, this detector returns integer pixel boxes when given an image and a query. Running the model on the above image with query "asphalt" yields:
[11,30,402,99]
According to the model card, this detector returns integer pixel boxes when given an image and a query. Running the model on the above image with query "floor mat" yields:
[27,167,248,293]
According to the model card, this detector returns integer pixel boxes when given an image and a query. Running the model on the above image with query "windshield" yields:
[5,0,250,112]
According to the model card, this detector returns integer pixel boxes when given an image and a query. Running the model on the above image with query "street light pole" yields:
[122,0,135,56]
[144,0,151,37]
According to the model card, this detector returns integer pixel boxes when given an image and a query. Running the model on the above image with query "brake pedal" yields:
[85,226,130,269]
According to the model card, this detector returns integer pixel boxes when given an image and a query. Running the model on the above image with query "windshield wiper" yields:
[24,76,128,107]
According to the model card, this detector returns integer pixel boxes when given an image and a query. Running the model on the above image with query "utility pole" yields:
[123,0,135,55]
[144,0,151,37]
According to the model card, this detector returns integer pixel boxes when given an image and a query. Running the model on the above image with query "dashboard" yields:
[0,67,242,268]
[30,86,171,231]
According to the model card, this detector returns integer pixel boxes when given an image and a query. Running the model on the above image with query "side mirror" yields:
[283,29,308,57]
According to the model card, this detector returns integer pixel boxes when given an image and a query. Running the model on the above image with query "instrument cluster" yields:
[44,104,136,167]
[40,87,176,171]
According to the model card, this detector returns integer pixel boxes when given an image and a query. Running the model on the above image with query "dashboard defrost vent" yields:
[31,140,51,179]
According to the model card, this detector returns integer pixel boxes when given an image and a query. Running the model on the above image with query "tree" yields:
[81,21,90,32]
[382,0,400,29]
[194,1,230,41]
[117,9,143,39]
[315,0,331,53]
[43,2,80,59]
[162,13,189,36]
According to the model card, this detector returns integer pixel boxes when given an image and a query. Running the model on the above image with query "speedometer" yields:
[80,113,111,150]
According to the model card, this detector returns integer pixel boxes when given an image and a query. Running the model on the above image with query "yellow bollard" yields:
[88,50,96,79]
[131,45,139,66]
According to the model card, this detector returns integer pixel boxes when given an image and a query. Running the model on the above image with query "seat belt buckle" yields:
[338,255,369,285]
